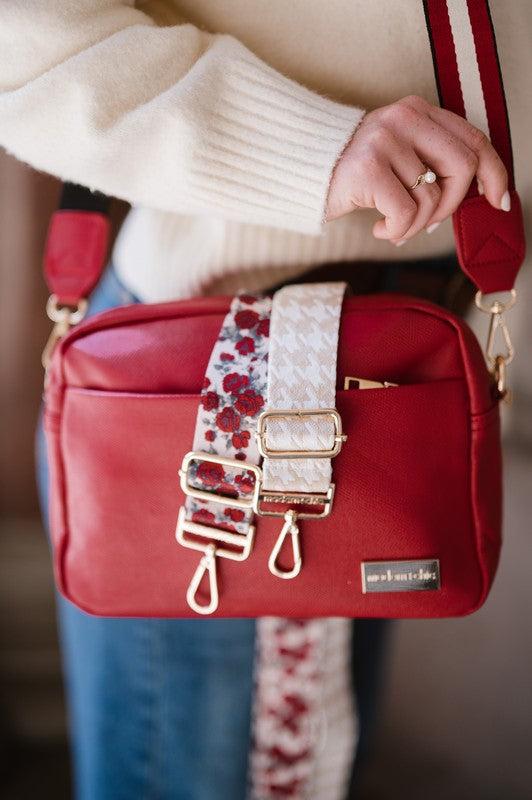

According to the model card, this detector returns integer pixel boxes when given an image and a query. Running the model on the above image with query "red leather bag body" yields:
[44,291,502,618]
[41,0,525,618]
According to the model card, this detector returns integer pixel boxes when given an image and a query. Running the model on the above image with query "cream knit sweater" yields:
[0,0,530,301]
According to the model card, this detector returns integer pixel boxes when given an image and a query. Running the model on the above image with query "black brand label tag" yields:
[361,560,440,593]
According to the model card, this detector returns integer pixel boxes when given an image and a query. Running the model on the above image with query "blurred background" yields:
[0,150,531,799]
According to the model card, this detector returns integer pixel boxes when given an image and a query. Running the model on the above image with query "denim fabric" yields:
[37,267,256,800]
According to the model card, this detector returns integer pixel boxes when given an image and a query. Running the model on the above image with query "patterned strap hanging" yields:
[249,283,356,800]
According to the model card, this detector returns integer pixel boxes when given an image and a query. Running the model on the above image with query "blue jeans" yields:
[37,266,388,800]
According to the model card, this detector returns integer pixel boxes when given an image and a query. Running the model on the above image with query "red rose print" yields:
[220,352,235,361]
[204,430,215,442]
[218,522,237,533]
[234,452,247,461]
[218,481,239,499]
[234,389,264,417]
[256,317,270,337]
[222,372,249,395]
[279,642,310,661]
[239,478,256,495]
[216,406,240,432]
[231,430,251,449]
[235,310,260,329]
[192,509,216,525]
[238,294,258,306]
[203,377,211,389]
[235,337,255,355]
[196,461,225,487]
[267,746,308,766]
[224,508,246,522]
[201,391,219,411]
[234,474,256,495]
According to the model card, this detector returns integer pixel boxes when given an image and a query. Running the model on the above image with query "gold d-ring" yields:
[42,295,89,370]
[474,289,517,315]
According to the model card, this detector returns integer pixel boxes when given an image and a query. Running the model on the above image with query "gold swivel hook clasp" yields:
[268,510,302,580]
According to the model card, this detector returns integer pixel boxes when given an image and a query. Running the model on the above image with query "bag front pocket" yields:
[54,379,498,618]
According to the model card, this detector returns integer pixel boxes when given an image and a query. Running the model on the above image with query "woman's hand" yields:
[325,95,509,245]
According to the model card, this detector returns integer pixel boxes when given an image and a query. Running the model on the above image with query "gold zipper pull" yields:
[343,376,398,390]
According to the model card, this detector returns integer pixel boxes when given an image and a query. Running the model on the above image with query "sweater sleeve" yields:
[0,0,364,234]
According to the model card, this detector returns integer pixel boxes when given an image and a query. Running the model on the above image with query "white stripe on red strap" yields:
[425,0,514,187]
[446,0,490,138]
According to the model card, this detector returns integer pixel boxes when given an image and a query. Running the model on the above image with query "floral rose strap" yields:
[176,292,271,615]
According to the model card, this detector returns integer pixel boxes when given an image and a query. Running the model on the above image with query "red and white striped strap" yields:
[424,0,514,189]
[423,0,526,294]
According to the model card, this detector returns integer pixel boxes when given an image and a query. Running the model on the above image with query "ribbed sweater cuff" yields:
[187,40,365,235]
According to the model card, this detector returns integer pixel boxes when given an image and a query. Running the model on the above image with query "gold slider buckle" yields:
[179,451,261,509]
[254,484,335,519]
[255,408,346,459]
[175,507,255,615]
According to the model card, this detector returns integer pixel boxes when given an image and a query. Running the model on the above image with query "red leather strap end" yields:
[453,190,526,294]
[43,210,110,306]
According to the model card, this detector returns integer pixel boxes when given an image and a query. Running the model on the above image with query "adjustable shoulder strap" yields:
[423,0,526,293]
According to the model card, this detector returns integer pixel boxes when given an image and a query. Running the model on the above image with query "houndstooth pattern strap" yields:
[250,283,356,800]
[262,282,347,493]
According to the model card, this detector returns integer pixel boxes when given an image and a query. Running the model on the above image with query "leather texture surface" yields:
[44,294,502,618]
[43,210,110,306]
[453,192,526,293]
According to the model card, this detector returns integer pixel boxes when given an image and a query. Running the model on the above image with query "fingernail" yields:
[395,239,407,247]
[477,179,484,196]
[500,190,511,212]
[426,222,441,234]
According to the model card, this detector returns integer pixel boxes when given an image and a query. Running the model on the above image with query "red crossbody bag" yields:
[41,0,525,618]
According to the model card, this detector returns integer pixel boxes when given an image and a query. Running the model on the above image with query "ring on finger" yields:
[410,167,437,190]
